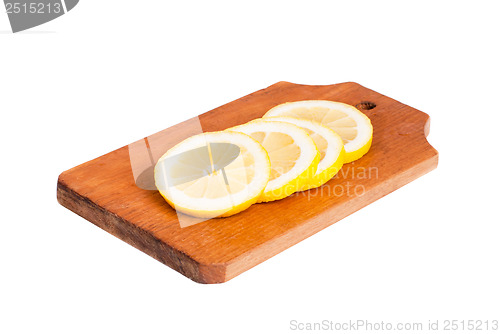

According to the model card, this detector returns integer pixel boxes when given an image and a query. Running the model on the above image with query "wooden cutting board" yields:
[57,82,439,283]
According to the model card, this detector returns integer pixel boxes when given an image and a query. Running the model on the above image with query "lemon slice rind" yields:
[264,100,373,163]
[229,119,320,202]
[154,131,271,218]
[264,116,345,190]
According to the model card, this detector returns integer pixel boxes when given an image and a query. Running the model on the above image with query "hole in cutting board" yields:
[356,101,377,110]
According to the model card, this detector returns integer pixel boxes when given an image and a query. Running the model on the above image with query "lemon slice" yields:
[264,116,345,190]
[154,131,270,218]
[264,100,373,163]
[230,119,320,202]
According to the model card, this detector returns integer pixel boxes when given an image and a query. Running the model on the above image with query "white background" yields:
[1,1,499,333]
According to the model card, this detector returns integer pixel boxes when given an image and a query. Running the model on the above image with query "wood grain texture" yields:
[57,82,439,283]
